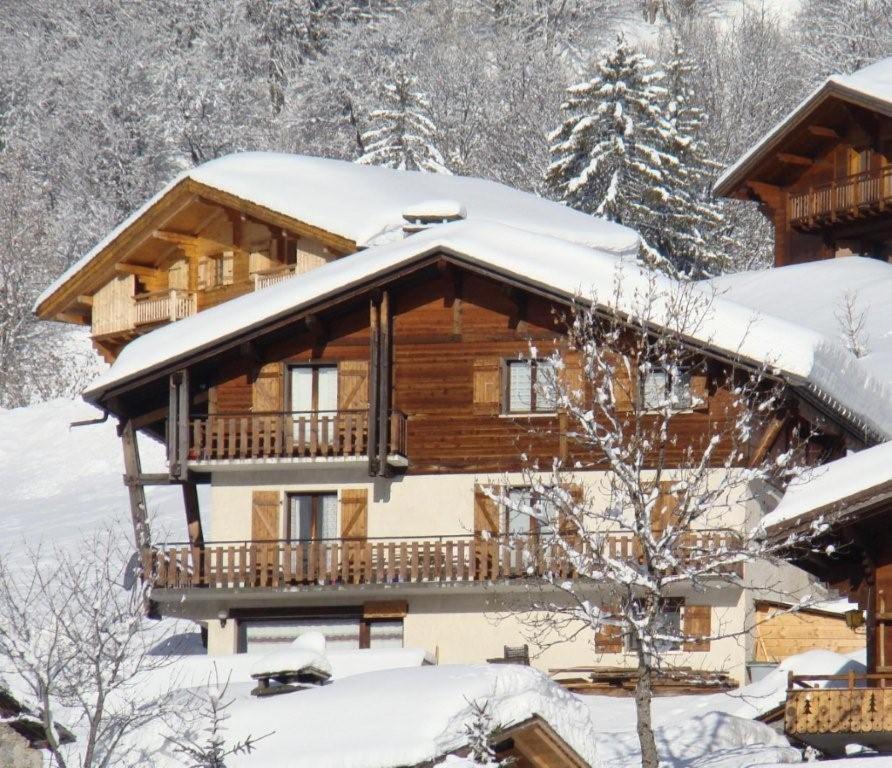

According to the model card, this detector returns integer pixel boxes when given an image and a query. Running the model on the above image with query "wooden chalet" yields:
[715,58,892,267]
[764,443,892,755]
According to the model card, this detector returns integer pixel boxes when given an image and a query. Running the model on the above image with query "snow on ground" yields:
[0,398,187,554]
[761,441,892,529]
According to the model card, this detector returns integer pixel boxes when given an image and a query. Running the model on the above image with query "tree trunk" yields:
[635,657,660,768]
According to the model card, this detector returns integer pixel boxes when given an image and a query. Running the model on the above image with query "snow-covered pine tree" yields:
[544,37,679,274]
[655,37,728,276]
[358,66,450,173]
[463,699,514,766]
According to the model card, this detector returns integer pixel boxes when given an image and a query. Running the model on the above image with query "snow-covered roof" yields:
[714,57,892,195]
[83,219,892,440]
[141,664,600,768]
[36,152,640,310]
[761,441,892,530]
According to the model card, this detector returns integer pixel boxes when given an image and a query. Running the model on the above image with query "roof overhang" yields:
[34,178,356,323]
[714,81,892,199]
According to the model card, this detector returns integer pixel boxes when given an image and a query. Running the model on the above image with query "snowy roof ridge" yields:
[36,151,640,311]
[714,56,892,195]
[83,218,892,440]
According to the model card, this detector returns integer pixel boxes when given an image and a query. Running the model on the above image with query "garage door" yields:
[242,617,362,654]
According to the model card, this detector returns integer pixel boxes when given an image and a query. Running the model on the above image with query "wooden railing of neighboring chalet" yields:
[252,264,297,291]
[133,288,197,327]
[789,166,892,228]
[186,409,408,461]
[145,530,742,590]
[786,672,892,735]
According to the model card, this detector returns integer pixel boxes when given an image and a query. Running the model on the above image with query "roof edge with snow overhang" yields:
[714,76,892,198]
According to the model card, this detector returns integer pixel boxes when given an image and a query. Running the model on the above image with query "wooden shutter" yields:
[252,363,282,412]
[197,256,210,290]
[558,352,585,402]
[474,485,500,534]
[473,358,501,414]
[340,488,368,540]
[168,259,188,290]
[596,621,624,653]
[249,250,273,275]
[690,371,709,412]
[683,604,712,651]
[222,251,235,284]
[251,491,280,541]
[559,484,583,537]
[651,481,680,539]
[339,360,369,411]
[608,352,636,413]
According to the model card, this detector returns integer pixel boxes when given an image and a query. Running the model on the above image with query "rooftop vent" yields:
[402,199,467,235]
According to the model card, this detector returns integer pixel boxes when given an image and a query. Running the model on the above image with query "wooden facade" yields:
[753,601,864,662]
[768,481,892,754]
[716,89,892,266]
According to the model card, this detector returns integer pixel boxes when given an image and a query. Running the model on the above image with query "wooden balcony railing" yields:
[786,673,892,737]
[186,409,408,461]
[133,288,197,326]
[253,265,297,291]
[789,166,892,228]
[145,530,742,590]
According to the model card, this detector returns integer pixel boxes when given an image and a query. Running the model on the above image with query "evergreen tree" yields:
[656,37,728,276]
[463,699,514,767]
[358,67,450,173]
[544,37,678,272]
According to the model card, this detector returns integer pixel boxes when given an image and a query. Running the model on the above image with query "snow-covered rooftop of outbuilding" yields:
[36,152,640,309]
[84,219,892,439]
[715,57,892,194]
[761,440,892,530]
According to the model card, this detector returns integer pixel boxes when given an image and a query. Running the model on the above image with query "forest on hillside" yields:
[1,0,891,407]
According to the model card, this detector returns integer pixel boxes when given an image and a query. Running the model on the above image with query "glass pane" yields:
[291,367,313,413]
[369,620,404,649]
[318,494,338,540]
[317,366,338,414]
[534,360,557,412]
[290,495,314,542]
[642,370,667,410]
[670,369,692,410]
[508,360,532,412]
[507,488,532,535]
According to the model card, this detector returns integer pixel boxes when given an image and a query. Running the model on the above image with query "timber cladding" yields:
[198,267,744,474]
[754,601,864,662]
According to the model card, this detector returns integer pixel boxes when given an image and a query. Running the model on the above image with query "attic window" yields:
[402,199,467,235]
[640,367,692,411]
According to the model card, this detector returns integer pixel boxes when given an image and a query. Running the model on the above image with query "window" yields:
[287,493,338,542]
[204,252,234,289]
[626,599,683,653]
[290,363,338,440]
[505,487,555,538]
[640,366,692,411]
[505,359,556,413]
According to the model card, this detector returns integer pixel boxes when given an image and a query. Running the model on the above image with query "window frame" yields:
[287,362,339,415]
[639,365,693,412]
[285,491,338,542]
[503,358,557,414]
[625,598,684,654]
[503,486,556,538]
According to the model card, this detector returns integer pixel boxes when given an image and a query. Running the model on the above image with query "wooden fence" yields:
[786,673,892,735]
[790,167,892,227]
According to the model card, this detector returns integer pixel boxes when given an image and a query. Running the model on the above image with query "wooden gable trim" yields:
[35,177,357,323]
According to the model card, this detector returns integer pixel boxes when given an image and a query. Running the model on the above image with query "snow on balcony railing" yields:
[133,288,197,327]
[253,265,297,291]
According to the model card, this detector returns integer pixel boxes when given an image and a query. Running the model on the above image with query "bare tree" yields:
[835,289,870,359]
[0,529,181,768]
[488,272,815,768]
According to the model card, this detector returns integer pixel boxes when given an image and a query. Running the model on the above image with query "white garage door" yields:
[243,617,361,654]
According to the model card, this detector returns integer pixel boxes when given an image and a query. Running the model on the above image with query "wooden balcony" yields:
[785,673,892,755]
[185,409,408,463]
[145,530,742,591]
[789,166,892,230]
[252,264,297,291]
[133,288,197,327]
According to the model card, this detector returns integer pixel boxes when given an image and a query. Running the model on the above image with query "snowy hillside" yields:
[0,399,185,554]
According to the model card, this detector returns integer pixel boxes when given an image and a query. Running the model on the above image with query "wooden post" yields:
[168,373,179,476]
[368,297,380,477]
[178,369,190,481]
[378,289,391,477]
[121,420,151,551]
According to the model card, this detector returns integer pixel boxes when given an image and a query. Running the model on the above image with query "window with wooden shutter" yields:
[474,485,500,579]
[596,621,624,653]
[222,251,235,285]
[683,604,712,651]
[472,358,501,414]
[252,363,283,413]
[338,360,369,411]
[608,352,636,413]
[252,491,280,541]
[558,353,585,403]
[340,488,368,541]
[651,481,680,539]
[197,256,210,290]
[559,484,583,538]
[690,371,709,412]
[474,485,500,535]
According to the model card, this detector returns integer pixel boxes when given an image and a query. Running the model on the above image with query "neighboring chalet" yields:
[34,125,892,684]
[764,442,892,755]
[715,58,892,266]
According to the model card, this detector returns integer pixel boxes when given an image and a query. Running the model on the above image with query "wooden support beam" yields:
[807,125,839,139]
[748,415,786,468]
[76,294,93,307]
[178,370,190,482]
[378,290,392,477]
[115,263,160,279]
[168,373,179,477]
[182,480,205,549]
[368,298,380,477]
[123,473,178,487]
[305,313,325,338]
[777,153,813,167]
[120,420,151,551]
[152,230,229,252]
